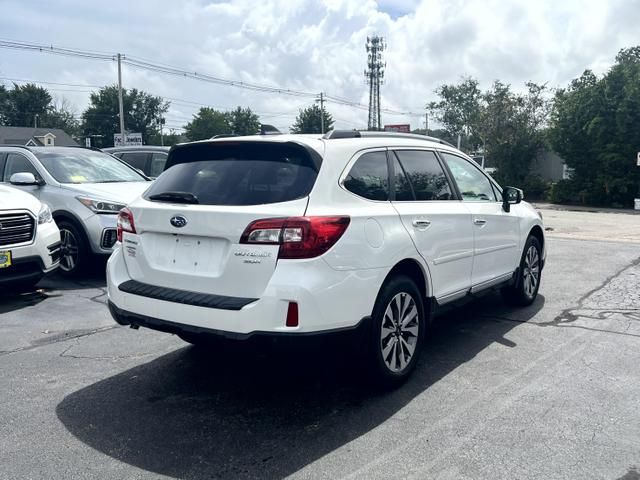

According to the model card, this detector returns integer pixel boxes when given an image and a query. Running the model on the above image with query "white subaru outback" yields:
[1,183,61,290]
[107,131,545,386]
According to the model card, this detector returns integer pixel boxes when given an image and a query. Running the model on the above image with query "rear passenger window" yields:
[343,152,389,201]
[119,152,148,171]
[394,150,453,201]
[392,157,414,201]
[150,152,168,177]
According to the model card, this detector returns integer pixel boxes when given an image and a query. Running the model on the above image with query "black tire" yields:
[501,235,542,306]
[57,220,89,277]
[364,275,426,389]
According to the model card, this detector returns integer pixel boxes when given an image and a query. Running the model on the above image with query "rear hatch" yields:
[122,140,321,299]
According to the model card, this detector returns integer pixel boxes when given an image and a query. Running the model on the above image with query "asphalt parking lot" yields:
[1,215,640,479]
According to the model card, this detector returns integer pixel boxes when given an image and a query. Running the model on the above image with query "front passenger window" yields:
[441,153,496,202]
[3,154,39,182]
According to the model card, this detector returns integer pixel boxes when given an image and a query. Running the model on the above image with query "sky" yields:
[1,0,639,134]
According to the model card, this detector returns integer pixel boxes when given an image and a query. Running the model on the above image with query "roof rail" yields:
[211,134,239,139]
[323,130,361,139]
[259,124,282,135]
[323,129,455,147]
[0,144,34,150]
[67,145,106,152]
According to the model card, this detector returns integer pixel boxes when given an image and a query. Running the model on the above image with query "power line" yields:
[0,40,114,61]
[1,76,308,119]
[0,76,103,89]
[0,39,423,118]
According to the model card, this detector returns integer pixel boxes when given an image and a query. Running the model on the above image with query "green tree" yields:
[0,85,10,125]
[478,81,550,186]
[549,46,640,206]
[81,85,169,147]
[184,107,231,141]
[290,104,334,134]
[427,77,482,150]
[228,106,260,136]
[1,83,52,127]
[41,98,80,138]
[428,77,550,187]
[147,130,186,146]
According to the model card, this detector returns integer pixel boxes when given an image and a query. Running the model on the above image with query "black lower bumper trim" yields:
[0,255,47,287]
[108,301,370,341]
[118,279,258,310]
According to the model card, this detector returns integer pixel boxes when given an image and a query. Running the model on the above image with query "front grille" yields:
[101,229,118,249]
[0,213,35,247]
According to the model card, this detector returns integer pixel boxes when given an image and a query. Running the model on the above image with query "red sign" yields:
[384,124,411,133]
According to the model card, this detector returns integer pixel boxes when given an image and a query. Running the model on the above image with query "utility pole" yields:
[34,114,39,128]
[365,36,385,131]
[117,53,126,146]
[159,117,165,146]
[425,111,429,135]
[315,92,325,134]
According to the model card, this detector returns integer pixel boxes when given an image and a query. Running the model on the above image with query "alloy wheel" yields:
[522,245,540,298]
[380,292,420,373]
[59,228,79,273]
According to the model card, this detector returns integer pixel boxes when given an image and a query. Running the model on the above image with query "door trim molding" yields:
[474,243,518,256]
[433,250,474,265]
[470,272,514,294]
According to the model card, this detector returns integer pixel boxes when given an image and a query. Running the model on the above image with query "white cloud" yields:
[0,0,637,133]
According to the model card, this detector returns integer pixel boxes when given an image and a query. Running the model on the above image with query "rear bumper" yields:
[106,244,384,336]
[108,300,370,341]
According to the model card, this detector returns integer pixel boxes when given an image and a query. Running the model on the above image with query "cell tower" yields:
[364,36,385,131]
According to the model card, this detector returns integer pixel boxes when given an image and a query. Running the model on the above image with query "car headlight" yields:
[38,203,53,224]
[76,197,126,214]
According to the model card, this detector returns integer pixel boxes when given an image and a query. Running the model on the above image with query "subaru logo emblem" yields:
[170,215,187,228]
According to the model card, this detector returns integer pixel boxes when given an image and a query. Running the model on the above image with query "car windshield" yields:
[33,150,146,183]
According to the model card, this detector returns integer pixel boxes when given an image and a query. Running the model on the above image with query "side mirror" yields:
[502,186,522,212]
[9,172,40,186]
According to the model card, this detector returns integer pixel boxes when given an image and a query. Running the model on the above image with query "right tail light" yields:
[240,216,350,259]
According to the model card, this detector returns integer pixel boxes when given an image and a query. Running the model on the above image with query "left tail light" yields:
[117,207,136,242]
[240,216,350,259]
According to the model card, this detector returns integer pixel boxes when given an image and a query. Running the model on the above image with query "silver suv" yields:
[0,146,150,275]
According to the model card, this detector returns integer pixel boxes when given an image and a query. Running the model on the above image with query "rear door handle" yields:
[474,218,487,226]
[412,219,431,230]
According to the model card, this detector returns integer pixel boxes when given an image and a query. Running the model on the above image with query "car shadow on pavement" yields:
[56,292,544,480]
[1,258,107,315]
[37,257,108,292]
[0,289,53,315]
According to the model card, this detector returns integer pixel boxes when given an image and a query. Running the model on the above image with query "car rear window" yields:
[146,142,320,206]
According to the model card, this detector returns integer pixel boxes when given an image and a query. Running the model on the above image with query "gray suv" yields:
[0,146,150,275]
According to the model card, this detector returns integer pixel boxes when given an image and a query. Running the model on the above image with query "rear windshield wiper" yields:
[148,191,199,204]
